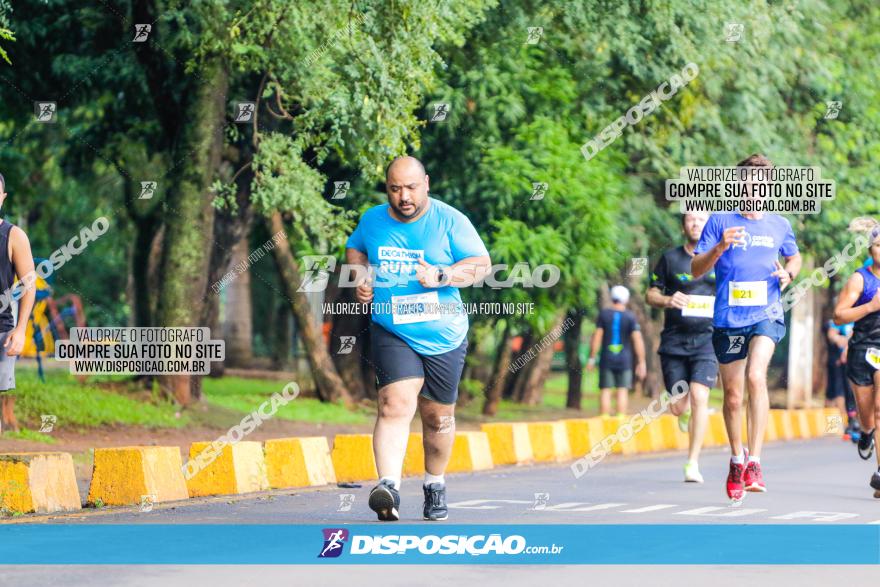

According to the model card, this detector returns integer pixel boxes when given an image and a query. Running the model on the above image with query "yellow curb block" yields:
[264,437,336,489]
[805,408,827,437]
[0,452,81,514]
[771,410,794,440]
[403,433,425,476]
[764,412,778,441]
[564,418,606,459]
[658,415,688,450]
[481,423,534,466]
[331,434,378,483]
[447,431,495,472]
[185,441,269,497]
[528,421,572,462]
[633,418,665,453]
[88,446,188,506]
[707,412,727,448]
[600,417,637,455]
[791,410,811,439]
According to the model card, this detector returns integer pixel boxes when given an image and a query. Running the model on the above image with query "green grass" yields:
[201,376,373,425]
[14,366,188,429]
[0,429,57,444]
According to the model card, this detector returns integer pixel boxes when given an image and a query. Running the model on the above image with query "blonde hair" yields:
[848,216,880,243]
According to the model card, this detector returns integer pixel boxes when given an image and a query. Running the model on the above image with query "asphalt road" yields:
[4,437,880,585]
[25,436,880,525]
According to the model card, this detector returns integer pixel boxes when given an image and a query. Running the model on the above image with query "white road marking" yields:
[675,506,766,517]
[770,511,859,522]
[543,502,627,512]
[621,504,678,513]
[447,499,533,509]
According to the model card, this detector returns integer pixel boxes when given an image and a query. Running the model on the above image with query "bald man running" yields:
[345,156,491,521]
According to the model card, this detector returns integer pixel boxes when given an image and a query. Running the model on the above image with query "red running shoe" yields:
[744,461,766,492]
[726,459,745,500]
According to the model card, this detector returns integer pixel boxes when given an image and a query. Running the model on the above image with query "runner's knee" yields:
[378,393,417,419]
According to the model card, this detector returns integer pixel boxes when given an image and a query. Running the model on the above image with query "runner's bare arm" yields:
[833,272,880,325]
[416,255,490,288]
[646,286,688,309]
[781,252,801,282]
[691,226,745,278]
[345,247,373,303]
[5,227,36,356]
[587,327,603,371]
[632,330,647,380]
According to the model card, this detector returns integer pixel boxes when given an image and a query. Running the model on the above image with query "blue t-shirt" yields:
[346,198,489,355]
[694,213,798,328]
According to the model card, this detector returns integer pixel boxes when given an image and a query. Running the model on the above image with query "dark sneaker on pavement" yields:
[858,429,875,460]
[368,479,400,521]
[423,483,448,521]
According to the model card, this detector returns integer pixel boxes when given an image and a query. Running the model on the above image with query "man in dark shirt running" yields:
[647,211,718,483]
[587,286,646,417]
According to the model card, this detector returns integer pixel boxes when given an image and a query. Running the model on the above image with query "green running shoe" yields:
[678,409,691,433]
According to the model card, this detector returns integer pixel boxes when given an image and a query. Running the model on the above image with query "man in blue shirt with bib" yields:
[692,154,802,502]
[346,156,490,522]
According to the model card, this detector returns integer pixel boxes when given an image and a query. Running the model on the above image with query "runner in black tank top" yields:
[833,225,880,497]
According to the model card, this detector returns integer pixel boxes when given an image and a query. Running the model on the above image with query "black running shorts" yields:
[370,323,468,405]
[847,345,880,388]
[660,352,718,393]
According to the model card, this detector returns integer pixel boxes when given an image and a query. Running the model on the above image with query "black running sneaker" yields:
[423,483,448,521]
[871,469,880,499]
[368,479,400,521]
[858,429,875,460]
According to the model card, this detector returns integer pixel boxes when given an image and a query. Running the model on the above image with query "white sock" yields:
[380,476,400,490]
[731,451,745,464]
[424,473,445,486]
[748,456,760,464]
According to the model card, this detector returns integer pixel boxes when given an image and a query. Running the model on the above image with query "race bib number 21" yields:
[728,281,768,307]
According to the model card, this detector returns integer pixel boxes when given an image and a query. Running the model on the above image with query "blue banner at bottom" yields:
[0,524,877,564]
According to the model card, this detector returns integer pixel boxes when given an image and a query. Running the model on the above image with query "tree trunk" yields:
[482,321,512,416]
[506,330,532,400]
[519,314,565,406]
[329,285,369,401]
[565,308,585,409]
[222,238,255,367]
[155,57,229,406]
[271,298,291,371]
[265,211,352,406]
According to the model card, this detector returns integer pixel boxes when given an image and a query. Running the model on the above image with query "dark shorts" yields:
[0,331,16,392]
[599,367,633,390]
[660,352,718,392]
[826,360,849,400]
[846,346,880,388]
[370,323,468,405]
[711,320,786,364]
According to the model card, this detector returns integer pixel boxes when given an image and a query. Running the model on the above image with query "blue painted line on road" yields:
[0,524,877,564]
